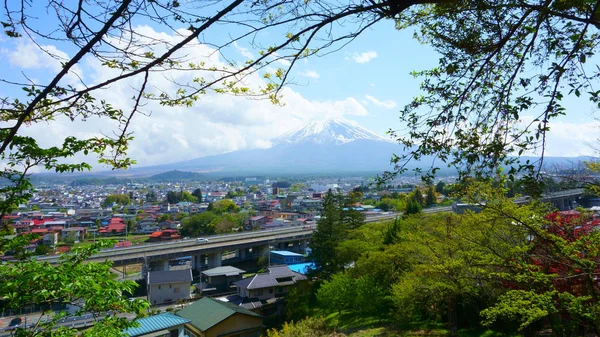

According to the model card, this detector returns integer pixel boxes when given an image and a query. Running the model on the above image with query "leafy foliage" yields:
[0,241,148,336]
[388,0,600,185]
[101,194,131,208]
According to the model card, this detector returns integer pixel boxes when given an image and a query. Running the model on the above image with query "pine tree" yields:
[192,188,203,203]
[425,186,437,207]
[311,190,346,277]
[412,188,424,206]
[405,199,422,215]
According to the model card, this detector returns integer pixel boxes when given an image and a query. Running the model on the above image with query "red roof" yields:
[149,231,162,238]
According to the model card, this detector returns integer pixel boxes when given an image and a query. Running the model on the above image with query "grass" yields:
[344,326,519,337]
[309,308,520,337]
[72,235,149,249]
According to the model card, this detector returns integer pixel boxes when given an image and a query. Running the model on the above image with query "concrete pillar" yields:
[237,248,247,260]
[207,251,222,268]
[192,254,205,271]
[259,244,269,257]
[148,259,169,272]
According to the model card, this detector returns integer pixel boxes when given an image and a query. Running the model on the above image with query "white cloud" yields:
[365,95,397,109]
[6,27,369,168]
[299,70,320,79]
[516,116,599,157]
[5,40,83,85]
[351,51,377,64]
[233,41,254,59]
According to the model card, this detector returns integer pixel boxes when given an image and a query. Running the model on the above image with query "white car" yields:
[196,238,209,243]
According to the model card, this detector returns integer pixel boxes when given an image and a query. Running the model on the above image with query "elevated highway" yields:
[35,188,587,271]
[36,226,315,269]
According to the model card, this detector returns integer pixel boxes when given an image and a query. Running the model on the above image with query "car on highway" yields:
[196,238,209,243]
[7,317,22,329]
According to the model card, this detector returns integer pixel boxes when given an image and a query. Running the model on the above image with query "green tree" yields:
[180,212,219,237]
[145,190,158,203]
[435,181,447,195]
[411,189,424,206]
[102,194,130,208]
[210,199,239,214]
[266,317,334,337]
[348,1,600,186]
[192,188,203,203]
[126,219,137,234]
[158,213,171,222]
[376,198,392,212]
[317,272,355,315]
[166,190,198,204]
[0,240,148,335]
[311,190,346,277]
[405,199,422,215]
[425,185,437,207]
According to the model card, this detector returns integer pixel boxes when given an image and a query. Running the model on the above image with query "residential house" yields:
[31,228,59,246]
[138,217,158,234]
[258,209,279,218]
[61,227,86,243]
[99,217,126,236]
[233,265,307,302]
[201,266,245,292]
[269,251,304,265]
[147,269,193,305]
[148,229,180,241]
[123,313,191,337]
[205,192,227,202]
[248,216,268,228]
[176,297,263,337]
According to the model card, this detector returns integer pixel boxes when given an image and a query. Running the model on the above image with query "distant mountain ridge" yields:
[120,117,402,175]
[42,118,600,179]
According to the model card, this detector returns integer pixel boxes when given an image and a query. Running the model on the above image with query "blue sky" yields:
[1,3,598,170]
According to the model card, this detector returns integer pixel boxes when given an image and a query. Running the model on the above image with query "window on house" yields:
[279,287,284,293]
[158,285,161,290]
[268,288,273,294]
[169,284,172,288]
[174,287,180,293]
[257,289,263,296]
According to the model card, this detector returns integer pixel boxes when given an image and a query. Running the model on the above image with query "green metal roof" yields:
[123,313,190,336]
[176,297,261,331]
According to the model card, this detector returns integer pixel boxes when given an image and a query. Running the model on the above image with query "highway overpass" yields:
[36,226,316,271]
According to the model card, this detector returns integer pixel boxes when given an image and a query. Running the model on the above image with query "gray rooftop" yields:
[234,265,306,290]
[148,269,192,285]
[202,266,246,277]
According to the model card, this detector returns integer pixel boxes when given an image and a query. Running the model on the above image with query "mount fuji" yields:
[272,117,393,146]
[120,117,410,176]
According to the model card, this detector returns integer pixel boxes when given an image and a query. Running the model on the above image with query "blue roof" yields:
[288,262,315,274]
[123,313,190,336]
[270,250,303,257]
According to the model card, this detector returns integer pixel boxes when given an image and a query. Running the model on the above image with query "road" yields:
[0,302,184,336]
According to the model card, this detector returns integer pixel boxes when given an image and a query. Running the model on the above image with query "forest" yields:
[268,183,600,337]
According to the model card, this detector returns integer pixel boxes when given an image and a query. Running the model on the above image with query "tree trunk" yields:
[447,296,457,336]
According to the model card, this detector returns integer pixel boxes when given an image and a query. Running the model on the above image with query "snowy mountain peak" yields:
[273,117,392,146]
